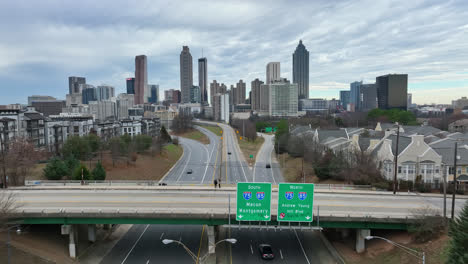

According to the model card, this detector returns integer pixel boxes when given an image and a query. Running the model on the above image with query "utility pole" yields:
[393,125,400,195]
[302,158,305,183]
[451,141,458,220]
[0,134,7,189]
[242,119,245,139]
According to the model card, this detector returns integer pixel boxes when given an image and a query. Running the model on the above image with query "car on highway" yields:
[228,151,231,155]
[266,164,271,168]
[186,169,193,174]
[258,244,274,260]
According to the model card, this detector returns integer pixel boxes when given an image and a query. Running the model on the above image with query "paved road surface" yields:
[253,133,284,184]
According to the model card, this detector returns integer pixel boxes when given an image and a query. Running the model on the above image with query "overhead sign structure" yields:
[236,182,272,221]
[277,183,314,222]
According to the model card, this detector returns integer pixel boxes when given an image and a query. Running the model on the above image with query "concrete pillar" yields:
[69,225,76,259]
[88,224,96,243]
[355,229,370,253]
[205,225,216,264]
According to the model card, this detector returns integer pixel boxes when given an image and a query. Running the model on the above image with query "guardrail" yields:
[25,180,373,190]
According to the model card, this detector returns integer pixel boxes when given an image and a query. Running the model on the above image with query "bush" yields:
[92,162,106,181]
[72,164,92,181]
[372,181,391,191]
[43,157,68,180]
[172,137,179,145]
[160,126,172,143]
[64,155,80,178]
[409,207,445,243]
[62,136,91,160]
[134,135,152,153]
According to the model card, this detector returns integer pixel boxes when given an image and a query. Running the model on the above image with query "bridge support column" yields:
[340,228,350,239]
[205,225,216,264]
[355,229,370,253]
[69,225,76,259]
[88,224,96,243]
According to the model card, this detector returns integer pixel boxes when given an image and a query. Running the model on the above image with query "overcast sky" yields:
[0,0,467,105]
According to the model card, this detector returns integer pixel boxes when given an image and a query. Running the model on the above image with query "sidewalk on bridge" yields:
[11,185,468,199]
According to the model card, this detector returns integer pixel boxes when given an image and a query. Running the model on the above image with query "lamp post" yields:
[162,238,236,263]
[365,236,425,264]
[5,225,22,264]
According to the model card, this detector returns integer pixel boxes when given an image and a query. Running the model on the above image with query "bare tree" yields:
[2,138,42,187]
[0,192,20,229]
[151,136,162,156]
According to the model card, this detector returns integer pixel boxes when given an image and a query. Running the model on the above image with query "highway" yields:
[161,126,221,185]
[253,133,284,184]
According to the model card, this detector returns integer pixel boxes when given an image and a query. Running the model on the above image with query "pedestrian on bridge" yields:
[213,179,218,189]
[218,178,221,188]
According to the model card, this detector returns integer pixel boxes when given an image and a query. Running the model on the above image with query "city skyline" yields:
[0,0,467,105]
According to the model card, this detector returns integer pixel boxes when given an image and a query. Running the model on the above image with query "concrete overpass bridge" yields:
[5,186,466,258]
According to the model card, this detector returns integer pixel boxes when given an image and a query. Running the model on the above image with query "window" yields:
[408,165,415,174]
[398,166,402,173]
[449,166,454,174]
[435,166,440,174]
[457,168,462,174]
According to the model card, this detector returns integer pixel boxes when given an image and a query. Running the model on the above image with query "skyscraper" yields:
[293,40,309,99]
[126,78,135,94]
[82,85,97,104]
[251,78,264,111]
[350,81,363,111]
[135,55,148,105]
[209,80,227,106]
[376,74,408,110]
[235,80,246,105]
[180,46,193,103]
[265,79,298,117]
[339,90,350,110]
[96,85,115,101]
[359,83,377,111]
[190,85,201,103]
[68,76,86,94]
[148,84,159,103]
[198,57,208,104]
[266,62,280,84]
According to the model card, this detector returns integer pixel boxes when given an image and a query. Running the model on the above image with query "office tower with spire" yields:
[198,57,208,104]
[292,40,309,99]
[180,46,193,103]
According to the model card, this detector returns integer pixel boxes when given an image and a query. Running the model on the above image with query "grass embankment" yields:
[27,144,183,181]
[332,230,448,264]
[201,125,223,137]
[174,128,210,144]
[278,153,344,184]
[236,136,264,165]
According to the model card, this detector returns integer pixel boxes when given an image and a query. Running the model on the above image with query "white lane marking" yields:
[269,137,276,184]
[280,249,283,259]
[200,142,211,183]
[160,232,164,239]
[176,143,192,182]
[146,260,150,264]
[227,127,248,182]
[121,224,150,264]
[294,229,311,264]
[250,244,253,255]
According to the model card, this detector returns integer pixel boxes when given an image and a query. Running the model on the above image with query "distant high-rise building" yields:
[339,90,350,110]
[28,95,57,106]
[452,96,468,109]
[31,100,66,117]
[293,40,309,99]
[190,85,201,103]
[235,80,246,105]
[360,84,377,111]
[213,93,229,123]
[164,89,181,104]
[68,76,86,94]
[350,81,363,111]
[180,46,193,103]
[407,93,413,108]
[135,55,148,105]
[117,93,135,120]
[266,62,280,84]
[82,85,97,104]
[265,79,298,117]
[376,74,408,110]
[147,84,159,103]
[209,80,227,106]
[126,78,135,94]
[198,58,208,104]
[96,86,115,101]
[251,78,264,111]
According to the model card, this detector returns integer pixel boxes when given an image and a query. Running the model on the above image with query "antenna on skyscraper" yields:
[202,48,204,58]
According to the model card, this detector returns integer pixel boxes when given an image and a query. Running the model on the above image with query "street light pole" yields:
[6,225,21,264]
[451,141,458,220]
[393,125,400,195]
[162,238,236,263]
[366,236,424,264]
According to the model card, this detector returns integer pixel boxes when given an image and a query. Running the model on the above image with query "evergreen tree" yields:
[160,126,172,143]
[447,201,468,263]
[72,164,92,181]
[92,162,106,181]
[43,157,68,180]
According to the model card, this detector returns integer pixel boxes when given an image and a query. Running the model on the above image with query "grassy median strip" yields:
[201,125,223,137]
[174,128,210,144]
[236,136,264,165]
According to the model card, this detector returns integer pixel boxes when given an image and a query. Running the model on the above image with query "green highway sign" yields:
[277,183,314,222]
[265,127,272,133]
[236,182,272,221]
[249,154,254,159]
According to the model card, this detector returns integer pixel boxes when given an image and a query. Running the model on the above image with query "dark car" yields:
[186,169,193,174]
[258,244,274,260]
[228,151,232,155]
[266,164,271,168]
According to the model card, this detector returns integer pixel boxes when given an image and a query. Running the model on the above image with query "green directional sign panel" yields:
[277,183,314,222]
[236,182,272,221]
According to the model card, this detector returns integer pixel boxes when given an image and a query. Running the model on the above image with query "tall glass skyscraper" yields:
[292,40,309,99]
[198,57,207,104]
[126,78,135,94]
[180,46,193,103]
[135,55,148,105]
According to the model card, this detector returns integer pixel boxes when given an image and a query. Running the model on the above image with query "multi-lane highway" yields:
[253,133,283,183]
